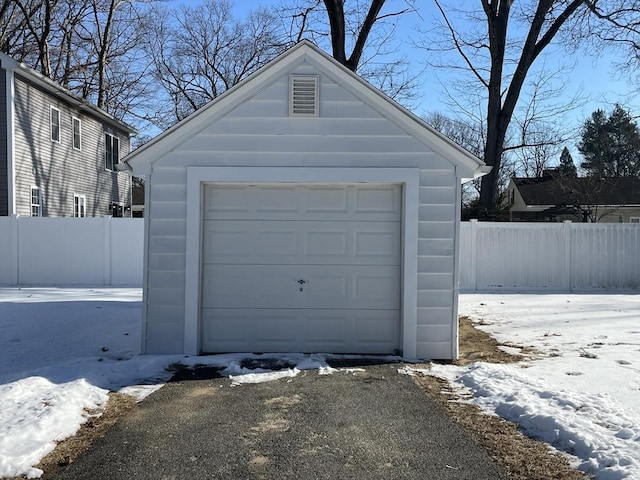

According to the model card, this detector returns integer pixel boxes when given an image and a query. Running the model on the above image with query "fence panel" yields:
[0,217,18,285]
[0,216,143,286]
[460,222,639,291]
[110,219,144,286]
[571,224,640,289]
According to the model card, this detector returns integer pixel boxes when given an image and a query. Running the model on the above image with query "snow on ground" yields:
[1,289,638,479]
[417,293,640,480]
[0,288,395,478]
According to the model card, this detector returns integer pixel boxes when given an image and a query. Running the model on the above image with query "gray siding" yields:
[12,74,131,217]
[143,62,460,358]
[0,67,7,215]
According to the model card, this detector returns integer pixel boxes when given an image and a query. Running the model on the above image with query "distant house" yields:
[0,52,137,217]
[506,170,640,223]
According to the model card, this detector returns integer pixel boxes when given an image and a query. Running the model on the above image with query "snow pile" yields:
[427,363,639,479]
[0,377,108,479]
[230,368,300,386]
[423,293,640,480]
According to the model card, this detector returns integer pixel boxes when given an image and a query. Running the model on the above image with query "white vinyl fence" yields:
[0,216,143,286]
[0,217,638,290]
[459,221,640,291]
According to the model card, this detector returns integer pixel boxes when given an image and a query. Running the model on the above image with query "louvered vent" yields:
[290,76,319,117]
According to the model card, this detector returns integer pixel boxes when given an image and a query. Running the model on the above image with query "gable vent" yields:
[290,76,319,117]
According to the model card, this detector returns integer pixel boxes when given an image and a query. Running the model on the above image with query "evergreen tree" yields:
[558,147,578,177]
[578,104,640,178]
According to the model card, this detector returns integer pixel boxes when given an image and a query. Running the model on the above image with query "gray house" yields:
[0,52,137,218]
[123,41,488,360]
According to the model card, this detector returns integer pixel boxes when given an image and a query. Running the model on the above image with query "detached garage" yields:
[123,40,487,360]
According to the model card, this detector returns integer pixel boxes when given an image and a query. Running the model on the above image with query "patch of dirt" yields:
[412,316,589,480]
[34,392,137,480]
[456,316,538,365]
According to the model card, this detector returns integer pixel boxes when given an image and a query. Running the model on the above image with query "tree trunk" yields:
[477,0,584,215]
[323,0,386,72]
[95,0,117,110]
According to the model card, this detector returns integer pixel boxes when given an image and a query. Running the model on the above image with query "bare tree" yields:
[144,0,290,127]
[280,0,420,105]
[0,0,32,55]
[1,0,153,125]
[424,0,638,216]
[13,0,59,77]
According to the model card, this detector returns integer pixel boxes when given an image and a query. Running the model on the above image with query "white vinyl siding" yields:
[72,117,81,150]
[50,106,60,142]
[74,194,86,217]
[105,133,120,171]
[30,186,41,217]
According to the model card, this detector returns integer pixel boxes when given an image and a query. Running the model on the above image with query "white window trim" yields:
[289,75,319,117]
[74,193,86,217]
[50,106,60,143]
[630,217,640,224]
[72,117,82,151]
[30,186,41,217]
[105,133,120,171]
[183,166,419,358]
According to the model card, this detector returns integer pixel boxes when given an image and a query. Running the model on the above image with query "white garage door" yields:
[200,184,402,354]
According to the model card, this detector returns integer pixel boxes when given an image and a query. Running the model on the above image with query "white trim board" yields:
[185,167,419,358]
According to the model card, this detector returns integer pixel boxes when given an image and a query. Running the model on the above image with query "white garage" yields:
[123,41,488,360]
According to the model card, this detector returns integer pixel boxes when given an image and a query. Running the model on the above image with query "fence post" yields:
[103,217,111,286]
[470,219,478,291]
[12,215,19,285]
[563,221,572,291]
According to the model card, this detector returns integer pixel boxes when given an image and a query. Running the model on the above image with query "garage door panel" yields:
[201,309,399,354]
[254,186,300,214]
[203,185,250,214]
[202,226,298,262]
[354,186,401,216]
[306,187,349,213]
[305,230,348,256]
[355,274,401,306]
[201,310,299,351]
[202,220,400,265]
[201,264,399,309]
[204,185,401,221]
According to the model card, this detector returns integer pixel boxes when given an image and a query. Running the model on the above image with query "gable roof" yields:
[513,175,640,206]
[123,40,488,178]
[0,52,137,135]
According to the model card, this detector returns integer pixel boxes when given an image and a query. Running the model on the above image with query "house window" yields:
[72,117,81,150]
[289,75,319,117]
[105,133,120,171]
[74,194,86,217]
[31,186,41,217]
[50,107,60,142]
[509,189,515,206]
[630,217,640,224]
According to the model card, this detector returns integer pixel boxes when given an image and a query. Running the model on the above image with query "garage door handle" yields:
[297,279,307,285]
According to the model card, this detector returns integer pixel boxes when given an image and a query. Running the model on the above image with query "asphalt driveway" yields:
[52,362,503,480]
